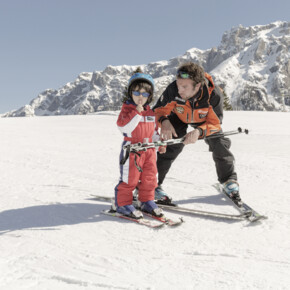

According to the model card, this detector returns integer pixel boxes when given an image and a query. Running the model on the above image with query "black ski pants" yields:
[157,114,237,185]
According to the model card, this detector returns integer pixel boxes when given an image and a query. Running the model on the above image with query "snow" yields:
[1,111,290,289]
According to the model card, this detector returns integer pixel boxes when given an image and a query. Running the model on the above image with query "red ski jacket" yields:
[117,101,159,144]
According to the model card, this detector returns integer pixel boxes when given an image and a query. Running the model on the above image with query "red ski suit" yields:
[115,101,159,207]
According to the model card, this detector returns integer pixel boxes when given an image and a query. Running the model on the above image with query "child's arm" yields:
[117,105,142,135]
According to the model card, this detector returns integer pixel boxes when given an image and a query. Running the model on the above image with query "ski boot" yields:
[154,186,173,205]
[140,200,163,217]
[116,204,143,219]
[223,180,242,207]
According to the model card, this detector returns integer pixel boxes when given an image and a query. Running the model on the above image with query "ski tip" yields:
[167,218,184,227]
[248,214,268,223]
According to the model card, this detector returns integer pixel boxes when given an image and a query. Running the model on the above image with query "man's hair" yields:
[177,62,205,85]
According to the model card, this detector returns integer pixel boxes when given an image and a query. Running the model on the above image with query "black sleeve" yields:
[153,81,177,110]
[210,87,224,123]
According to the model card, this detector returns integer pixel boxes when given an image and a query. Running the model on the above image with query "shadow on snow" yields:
[0,202,109,235]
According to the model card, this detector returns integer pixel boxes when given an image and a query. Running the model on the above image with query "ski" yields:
[91,194,246,221]
[213,184,268,222]
[157,203,247,220]
[92,195,184,226]
[102,209,165,229]
[142,211,184,226]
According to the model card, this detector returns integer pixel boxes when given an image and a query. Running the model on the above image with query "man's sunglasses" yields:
[132,91,150,98]
[177,70,191,79]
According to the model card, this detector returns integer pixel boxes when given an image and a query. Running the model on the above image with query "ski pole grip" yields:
[238,127,249,134]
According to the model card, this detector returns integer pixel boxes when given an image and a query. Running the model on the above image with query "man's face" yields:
[176,78,201,101]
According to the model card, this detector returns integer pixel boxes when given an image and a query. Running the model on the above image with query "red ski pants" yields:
[115,148,157,207]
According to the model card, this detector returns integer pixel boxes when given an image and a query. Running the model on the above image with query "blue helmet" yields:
[128,73,155,91]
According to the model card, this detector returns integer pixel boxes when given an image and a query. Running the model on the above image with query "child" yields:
[113,68,165,219]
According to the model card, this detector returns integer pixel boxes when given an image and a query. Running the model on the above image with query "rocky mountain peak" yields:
[3,21,289,117]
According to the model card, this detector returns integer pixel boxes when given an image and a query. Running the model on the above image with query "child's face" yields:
[132,88,150,106]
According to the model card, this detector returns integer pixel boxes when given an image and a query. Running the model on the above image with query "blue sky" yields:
[0,0,289,113]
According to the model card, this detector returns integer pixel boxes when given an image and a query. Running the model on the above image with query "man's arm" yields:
[153,82,177,126]
[153,82,178,140]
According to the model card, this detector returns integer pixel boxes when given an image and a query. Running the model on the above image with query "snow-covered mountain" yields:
[211,22,290,111]
[4,21,290,117]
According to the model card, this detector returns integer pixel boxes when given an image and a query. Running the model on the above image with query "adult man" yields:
[153,62,240,204]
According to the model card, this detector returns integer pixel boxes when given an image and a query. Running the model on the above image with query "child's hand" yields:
[136,103,144,113]
[159,146,166,154]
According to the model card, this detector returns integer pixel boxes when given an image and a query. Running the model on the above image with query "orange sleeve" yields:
[198,106,221,138]
[153,82,178,126]
[154,101,176,127]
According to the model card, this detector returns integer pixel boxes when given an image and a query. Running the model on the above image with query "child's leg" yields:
[115,152,143,207]
[138,150,158,202]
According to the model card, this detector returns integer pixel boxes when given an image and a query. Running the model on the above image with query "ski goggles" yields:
[176,70,192,79]
[132,91,150,98]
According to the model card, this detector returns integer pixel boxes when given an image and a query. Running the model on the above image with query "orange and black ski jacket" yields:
[153,73,223,138]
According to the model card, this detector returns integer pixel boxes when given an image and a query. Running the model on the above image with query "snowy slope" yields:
[0,111,290,289]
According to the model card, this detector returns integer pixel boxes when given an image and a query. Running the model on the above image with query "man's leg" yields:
[206,136,237,184]
[157,114,187,186]
[206,136,241,203]
[157,143,184,185]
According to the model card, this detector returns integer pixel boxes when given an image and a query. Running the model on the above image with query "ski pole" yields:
[123,127,249,152]
[205,127,249,140]
[122,138,185,152]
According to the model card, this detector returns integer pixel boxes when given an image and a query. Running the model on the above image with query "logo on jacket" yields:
[198,110,208,119]
[146,116,155,122]
[176,106,185,114]
[199,113,207,119]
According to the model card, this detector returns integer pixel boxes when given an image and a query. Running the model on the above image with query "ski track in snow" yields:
[0,112,290,289]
